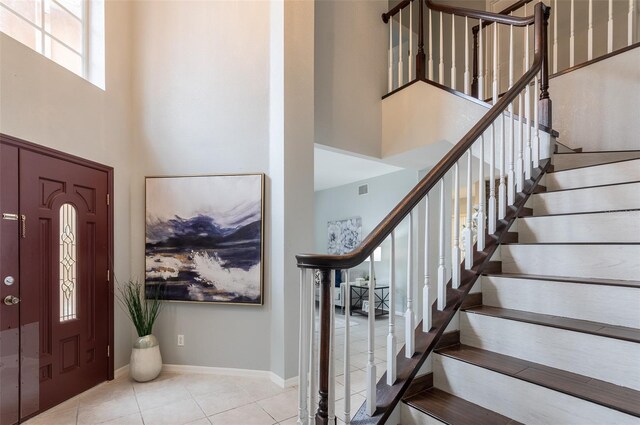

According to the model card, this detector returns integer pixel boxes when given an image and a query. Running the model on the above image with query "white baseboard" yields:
[114,365,129,379]
[162,363,297,389]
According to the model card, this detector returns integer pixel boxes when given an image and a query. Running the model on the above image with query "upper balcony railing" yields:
[296,2,553,424]
[383,0,638,101]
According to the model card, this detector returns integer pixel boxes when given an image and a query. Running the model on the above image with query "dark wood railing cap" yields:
[426,0,534,26]
[382,0,413,23]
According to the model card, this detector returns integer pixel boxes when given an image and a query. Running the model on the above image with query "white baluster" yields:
[343,270,351,424]
[423,196,431,332]
[388,18,393,92]
[429,9,434,80]
[464,17,470,95]
[477,135,486,251]
[366,258,377,416]
[533,76,540,169]
[553,0,558,73]
[588,0,593,61]
[452,163,460,288]
[451,14,457,90]
[405,211,415,358]
[387,234,396,385]
[463,151,473,269]
[499,115,507,219]
[298,270,309,425]
[493,22,498,104]
[308,273,317,423]
[517,93,524,192]
[522,4,527,75]
[629,0,635,46]
[439,12,444,85]
[478,19,484,99]
[508,25,515,205]
[328,272,336,424]
[570,0,575,67]
[437,180,447,311]
[608,0,614,53]
[409,1,413,81]
[399,9,404,87]
[489,124,497,234]
[525,83,532,181]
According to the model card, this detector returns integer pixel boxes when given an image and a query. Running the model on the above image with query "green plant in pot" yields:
[118,280,162,382]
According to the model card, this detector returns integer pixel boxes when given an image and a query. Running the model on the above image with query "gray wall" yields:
[315,170,419,312]
[130,0,315,380]
[315,0,388,158]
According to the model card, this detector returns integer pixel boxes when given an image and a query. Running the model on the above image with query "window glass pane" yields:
[56,0,81,19]
[0,6,41,51]
[45,35,82,76]
[59,203,77,322]
[44,0,81,52]
[0,0,41,25]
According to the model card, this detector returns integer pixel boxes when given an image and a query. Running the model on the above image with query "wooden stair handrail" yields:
[297,2,550,271]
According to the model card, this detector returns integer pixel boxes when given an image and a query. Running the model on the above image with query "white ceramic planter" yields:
[130,334,162,382]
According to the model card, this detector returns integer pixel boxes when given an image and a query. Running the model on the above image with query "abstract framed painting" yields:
[145,174,265,305]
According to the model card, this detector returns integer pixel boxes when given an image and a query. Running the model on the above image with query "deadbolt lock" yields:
[3,295,20,306]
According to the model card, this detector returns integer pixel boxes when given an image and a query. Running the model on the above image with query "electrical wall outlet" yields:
[177,334,185,346]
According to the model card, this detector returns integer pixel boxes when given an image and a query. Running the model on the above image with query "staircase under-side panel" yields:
[402,150,640,425]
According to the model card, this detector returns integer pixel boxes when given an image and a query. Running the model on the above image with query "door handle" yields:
[3,295,20,306]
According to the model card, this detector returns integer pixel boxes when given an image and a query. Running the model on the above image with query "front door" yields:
[0,137,112,423]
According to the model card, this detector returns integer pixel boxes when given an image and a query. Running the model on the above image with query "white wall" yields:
[130,0,314,380]
[550,46,640,151]
[0,2,134,369]
[315,0,388,158]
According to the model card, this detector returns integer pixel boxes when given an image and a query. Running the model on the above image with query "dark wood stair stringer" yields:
[349,160,551,424]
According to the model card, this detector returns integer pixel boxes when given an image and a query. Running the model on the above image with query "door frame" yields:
[0,133,115,381]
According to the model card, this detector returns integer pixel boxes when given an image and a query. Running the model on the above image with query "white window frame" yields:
[0,0,94,81]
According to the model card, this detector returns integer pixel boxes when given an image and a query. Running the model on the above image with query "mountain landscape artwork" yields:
[145,174,264,304]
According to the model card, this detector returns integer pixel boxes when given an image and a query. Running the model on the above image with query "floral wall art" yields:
[145,174,264,305]
[327,217,362,255]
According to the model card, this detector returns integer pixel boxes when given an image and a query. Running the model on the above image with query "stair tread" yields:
[404,387,522,425]
[436,344,640,417]
[549,156,640,175]
[462,306,640,343]
[483,272,640,289]
[542,179,640,194]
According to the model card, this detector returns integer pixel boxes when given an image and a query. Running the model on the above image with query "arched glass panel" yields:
[59,203,77,321]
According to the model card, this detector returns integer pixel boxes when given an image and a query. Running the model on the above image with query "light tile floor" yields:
[24,311,406,425]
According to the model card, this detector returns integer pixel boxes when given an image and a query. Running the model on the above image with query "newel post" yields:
[315,268,331,425]
[471,26,479,98]
[416,0,426,80]
[538,3,552,128]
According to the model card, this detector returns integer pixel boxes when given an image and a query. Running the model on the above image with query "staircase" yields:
[402,151,640,424]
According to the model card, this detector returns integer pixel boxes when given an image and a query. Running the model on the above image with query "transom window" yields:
[0,0,104,88]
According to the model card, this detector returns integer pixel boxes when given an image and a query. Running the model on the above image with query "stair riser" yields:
[400,405,447,425]
[433,354,638,425]
[459,312,640,391]
[501,244,640,281]
[532,182,640,215]
[547,159,640,191]
[553,152,640,171]
[481,276,640,328]
[518,211,640,243]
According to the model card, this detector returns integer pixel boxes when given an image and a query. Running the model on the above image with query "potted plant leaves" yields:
[118,280,163,382]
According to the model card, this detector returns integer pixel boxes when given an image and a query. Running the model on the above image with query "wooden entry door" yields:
[0,135,113,423]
